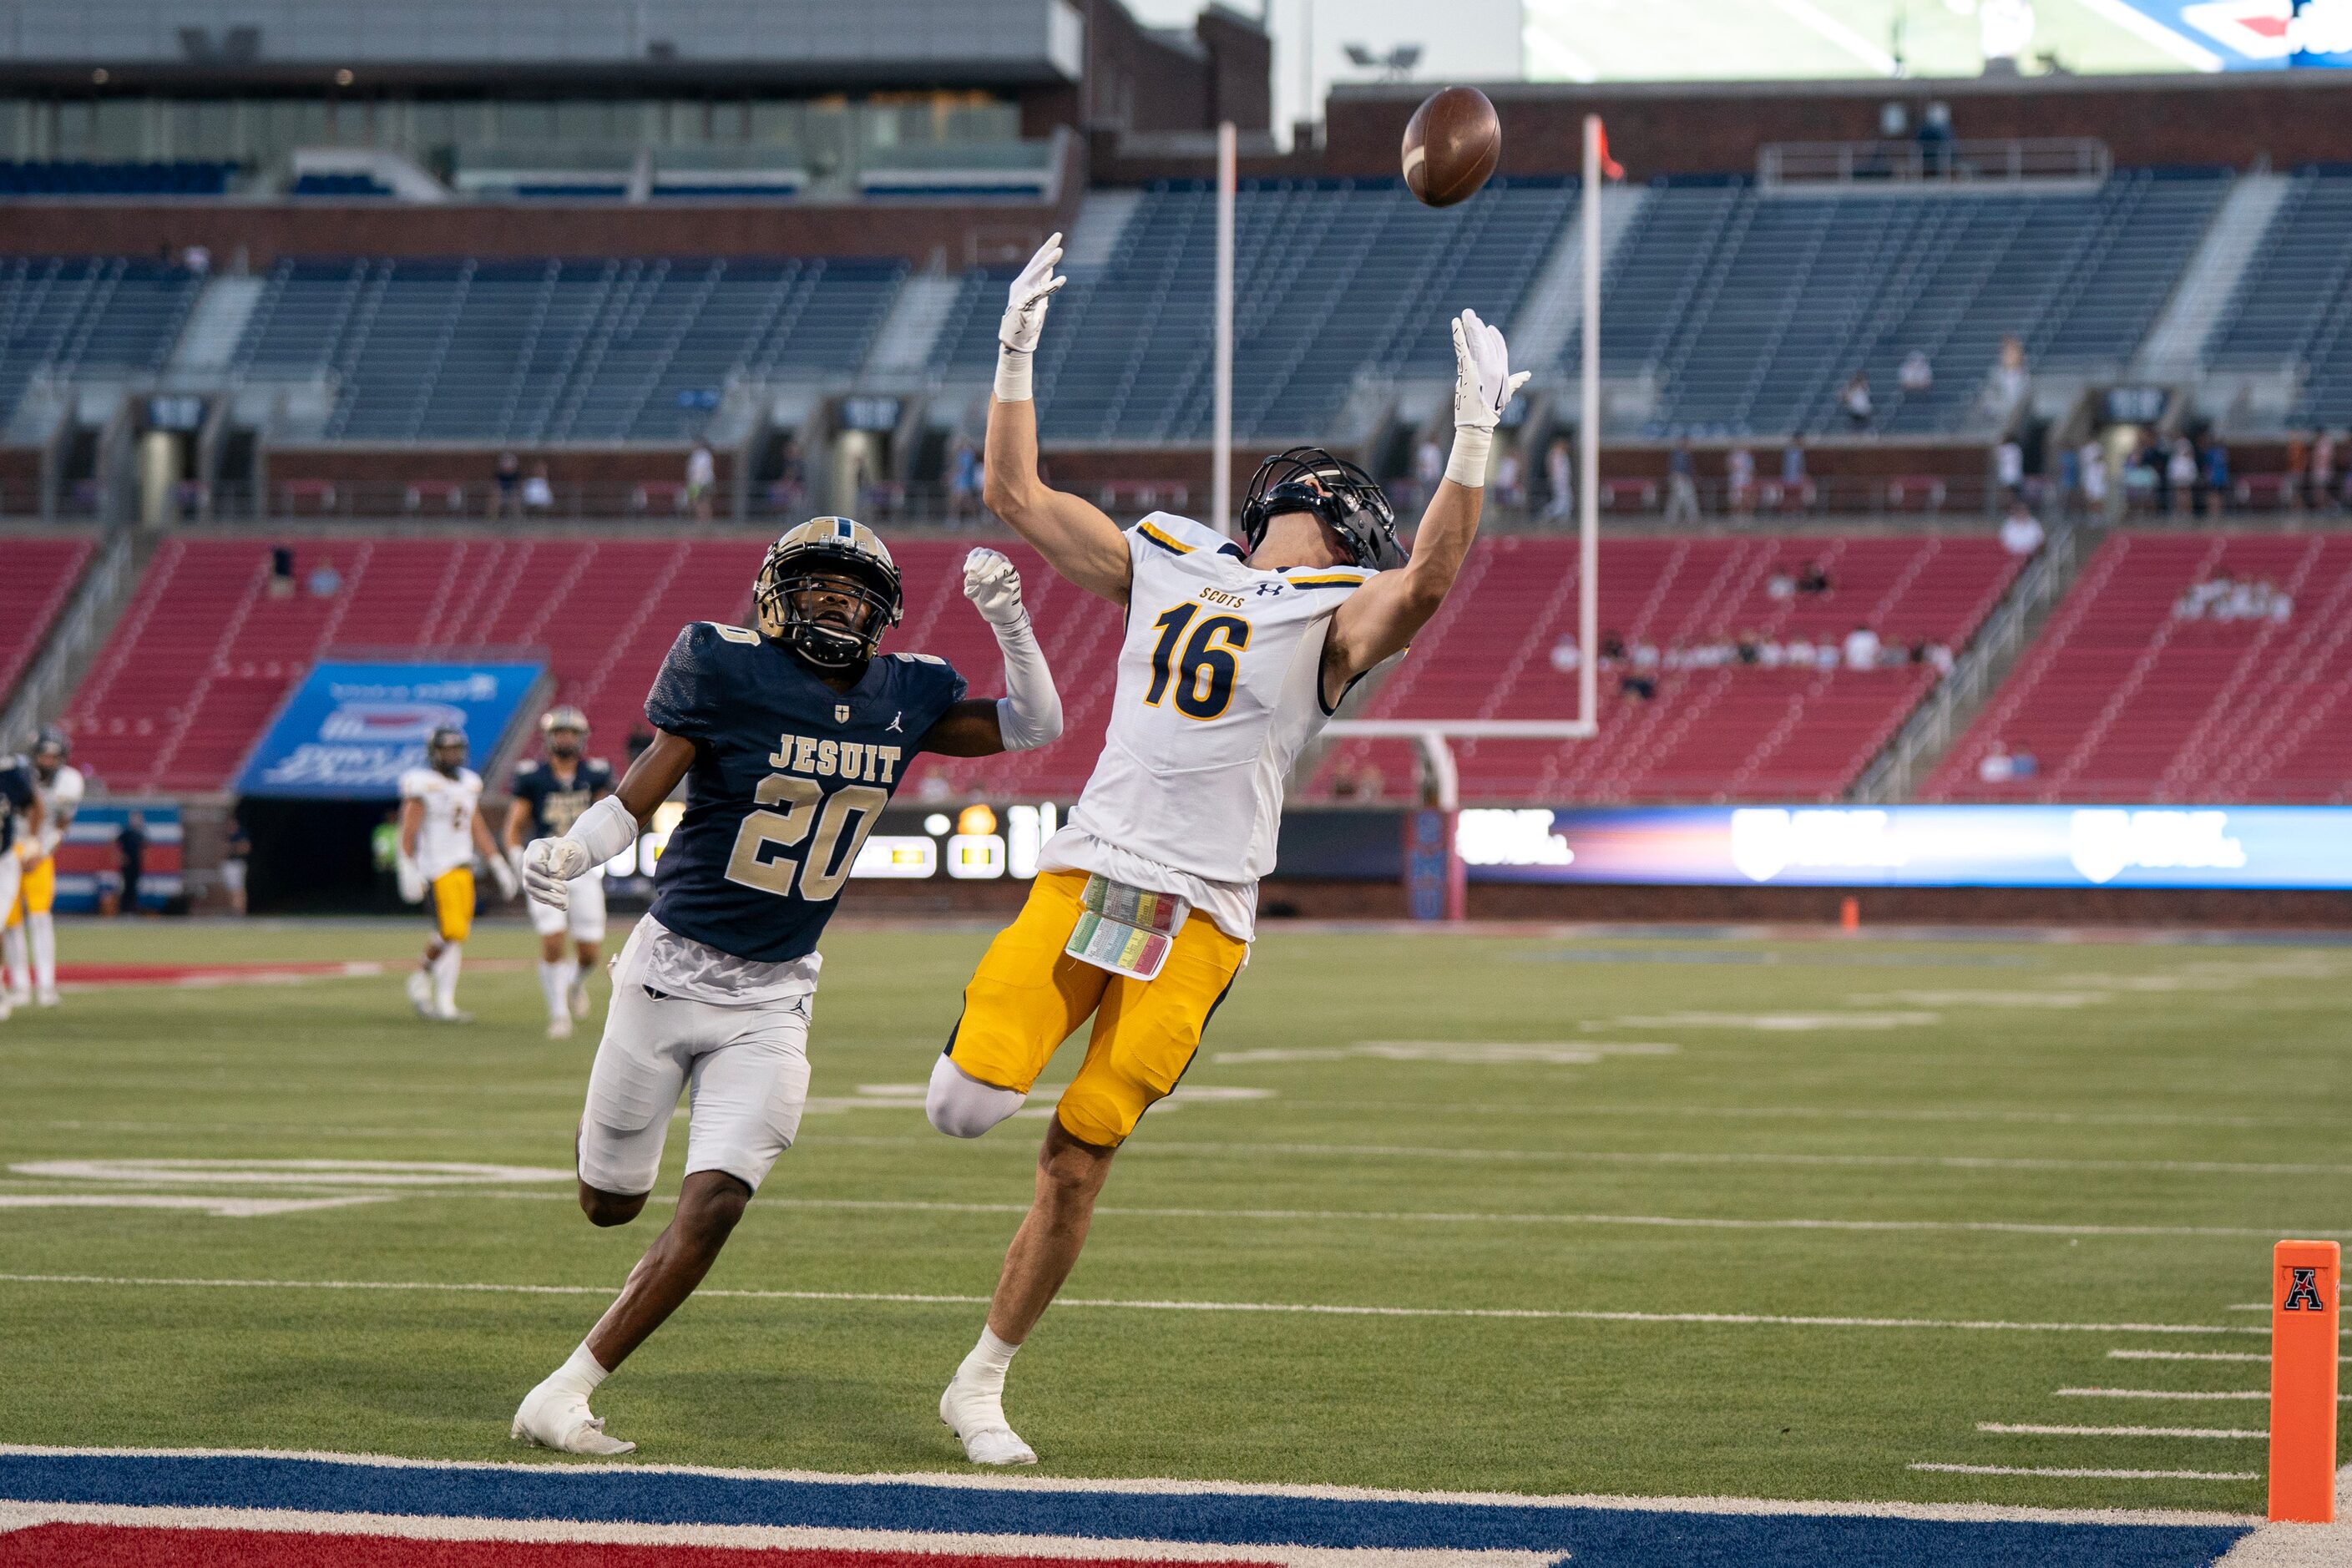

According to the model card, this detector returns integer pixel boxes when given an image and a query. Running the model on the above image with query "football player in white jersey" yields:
[0,751,40,1024]
[923,235,1528,1464]
[397,726,516,1022]
[503,706,615,1039]
[4,729,79,1007]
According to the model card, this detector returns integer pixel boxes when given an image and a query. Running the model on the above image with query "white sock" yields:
[546,1341,609,1398]
[432,942,463,1012]
[538,959,568,1023]
[559,955,581,997]
[958,1327,1020,1398]
[28,912,53,994]
[2,925,25,995]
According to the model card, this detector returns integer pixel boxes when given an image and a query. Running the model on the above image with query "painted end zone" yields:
[0,1531,1280,1568]
[0,1451,2257,1568]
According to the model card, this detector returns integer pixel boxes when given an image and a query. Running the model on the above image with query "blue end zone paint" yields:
[0,1454,2252,1568]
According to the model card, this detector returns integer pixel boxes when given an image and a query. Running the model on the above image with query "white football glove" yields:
[523,837,589,910]
[963,548,1026,627]
[1452,308,1530,433]
[396,856,426,905]
[488,851,519,902]
[999,232,1065,354]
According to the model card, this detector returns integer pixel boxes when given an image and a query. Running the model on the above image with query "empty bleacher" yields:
[2206,169,2352,429]
[230,255,907,443]
[1925,530,2352,804]
[1585,170,2225,438]
[1308,534,2020,804]
[936,177,1577,445]
[0,257,201,416]
[0,535,93,706]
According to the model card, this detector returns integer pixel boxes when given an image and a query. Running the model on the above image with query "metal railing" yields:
[0,526,134,748]
[1759,138,2112,191]
[1848,517,2087,803]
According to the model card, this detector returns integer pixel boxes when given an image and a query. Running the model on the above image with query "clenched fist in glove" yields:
[523,837,589,911]
[963,547,1027,627]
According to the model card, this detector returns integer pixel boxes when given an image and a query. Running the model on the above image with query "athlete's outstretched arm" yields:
[1324,310,1530,690]
[502,797,532,852]
[518,732,693,908]
[471,799,518,900]
[983,235,1131,604]
[920,548,1065,757]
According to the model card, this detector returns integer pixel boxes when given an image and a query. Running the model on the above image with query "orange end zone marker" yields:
[2268,1238,2340,1524]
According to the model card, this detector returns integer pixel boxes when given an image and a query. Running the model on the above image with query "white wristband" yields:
[989,610,1063,752]
[565,794,640,866]
[994,346,1034,403]
[1444,427,1494,488]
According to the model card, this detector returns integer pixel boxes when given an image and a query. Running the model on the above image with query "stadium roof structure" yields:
[0,0,1086,85]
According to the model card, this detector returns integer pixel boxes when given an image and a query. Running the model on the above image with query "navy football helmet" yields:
[755,517,904,670]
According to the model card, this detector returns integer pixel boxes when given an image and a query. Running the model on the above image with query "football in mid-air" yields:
[1402,86,1500,208]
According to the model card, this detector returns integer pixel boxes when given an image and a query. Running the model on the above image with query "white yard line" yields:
[1977,1424,2266,1441]
[2056,1389,2305,1402]
[1911,1464,2258,1481]
[2112,1351,2274,1363]
[0,1195,387,1217]
[0,1444,2262,1528]
[0,1272,2270,1336]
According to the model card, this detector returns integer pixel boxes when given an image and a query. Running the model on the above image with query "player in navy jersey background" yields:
[504,706,616,1038]
[508,517,1065,1455]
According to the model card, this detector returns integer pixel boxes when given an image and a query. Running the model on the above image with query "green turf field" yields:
[1,914,2344,1515]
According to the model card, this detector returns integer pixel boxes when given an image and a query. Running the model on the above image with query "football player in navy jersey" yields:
[503,706,617,1039]
[508,518,1063,1454]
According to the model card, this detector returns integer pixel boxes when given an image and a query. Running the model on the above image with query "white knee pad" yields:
[926,1054,1026,1140]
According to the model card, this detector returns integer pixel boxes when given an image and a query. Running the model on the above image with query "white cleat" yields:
[437,1006,474,1024]
[546,1015,574,1041]
[512,1380,635,1456]
[569,979,592,1019]
[941,1373,1037,1465]
[34,988,58,1008]
[6,988,28,1009]
[405,971,436,1019]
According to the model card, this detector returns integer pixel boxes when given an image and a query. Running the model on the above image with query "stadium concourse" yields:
[10,5,2352,1568]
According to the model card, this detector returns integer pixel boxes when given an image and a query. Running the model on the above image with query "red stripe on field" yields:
[56,963,367,984]
[0,1527,1287,1568]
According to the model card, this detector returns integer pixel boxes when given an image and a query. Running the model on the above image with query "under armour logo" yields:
[2284,1267,2327,1313]
[888,713,903,733]
[1256,582,1286,596]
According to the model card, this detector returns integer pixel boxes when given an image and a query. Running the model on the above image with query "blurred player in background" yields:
[397,726,516,1023]
[504,706,615,1039]
[923,236,1527,1465]
[4,729,79,1008]
[0,750,42,1023]
[508,523,1062,1455]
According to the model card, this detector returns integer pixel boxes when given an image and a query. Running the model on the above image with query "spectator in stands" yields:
[306,560,341,597]
[1736,630,1761,665]
[2167,437,2198,518]
[2077,437,2109,520]
[1600,630,1628,664]
[947,437,982,526]
[1619,670,1657,703]
[1664,439,1701,523]
[491,452,521,519]
[1995,436,2025,502]
[2135,435,2168,514]
[221,822,250,916]
[182,244,210,278]
[267,544,296,599]
[1841,372,1874,432]
[1544,436,1574,522]
[116,812,147,916]
[1549,635,1581,674]
[2201,438,2229,517]
[522,461,554,514]
[1911,639,1955,675]
[1766,568,1797,601]
[1495,445,1525,510]
[1899,349,1933,397]
[1780,438,1809,511]
[1727,444,1756,519]
[1328,756,1384,801]
[1796,559,1833,595]
[1999,498,2046,559]
[2313,430,2339,514]
[1992,336,2029,414]
[1916,100,1955,175]
[1842,625,1882,671]
[1978,741,2016,783]
[685,440,717,523]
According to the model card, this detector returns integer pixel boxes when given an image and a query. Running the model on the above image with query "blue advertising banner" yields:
[2115,2,2352,69]
[50,802,180,913]
[236,661,544,798]
[1455,805,2352,890]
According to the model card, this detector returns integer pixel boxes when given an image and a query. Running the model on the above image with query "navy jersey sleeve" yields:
[901,655,970,756]
[645,623,738,741]
[509,760,542,801]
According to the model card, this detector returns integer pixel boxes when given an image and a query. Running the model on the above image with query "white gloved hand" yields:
[1451,308,1530,433]
[396,856,426,905]
[999,232,1065,354]
[963,548,1027,627]
[524,837,589,910]
[488,852,519,902]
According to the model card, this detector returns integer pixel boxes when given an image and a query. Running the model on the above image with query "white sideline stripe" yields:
[2112,1351,2273,1363]
[2057,1389,2304,1403]
[1977,1424,2267,1441]
[0,1502,1548,1568]
[1911,1464,2258,1482]
[883,1136,2352,1179]
[0,1195,387,1217]
[2211,1465,2352,1565]
[0,1273,2272,1336]
[0,1445,2263,1529]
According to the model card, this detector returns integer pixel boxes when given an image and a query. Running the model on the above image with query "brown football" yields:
[1402,86,1500,208]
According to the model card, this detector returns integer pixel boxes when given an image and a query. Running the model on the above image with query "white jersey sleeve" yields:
[1049,512,1372,921]
[33,766,82,858]
[401,766,484,881]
